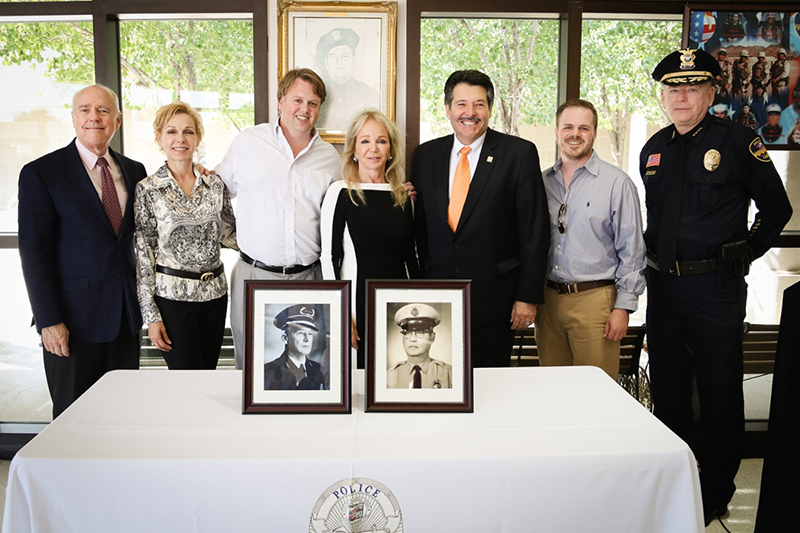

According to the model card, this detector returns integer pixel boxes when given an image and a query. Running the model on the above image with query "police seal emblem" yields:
[309,478,404,533]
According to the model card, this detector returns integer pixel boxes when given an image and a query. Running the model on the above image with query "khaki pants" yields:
[534,284,620,379]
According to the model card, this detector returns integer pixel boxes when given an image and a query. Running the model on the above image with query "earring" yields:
[353,156,358,163]
[387,156,393,162]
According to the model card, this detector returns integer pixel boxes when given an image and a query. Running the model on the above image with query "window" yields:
[419,17,559,165]
[118,19,254,172]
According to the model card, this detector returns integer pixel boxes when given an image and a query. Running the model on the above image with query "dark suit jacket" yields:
[264,351,328,390]
[412,128,550,327]
[18,139,147,343]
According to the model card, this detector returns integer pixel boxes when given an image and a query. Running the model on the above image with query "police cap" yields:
[316,28,359,56]
[395,303,440,332]
[652,48,720,86]
[274,305,319,331]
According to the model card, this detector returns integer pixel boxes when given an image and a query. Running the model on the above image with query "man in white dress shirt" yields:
[215,69,340,368]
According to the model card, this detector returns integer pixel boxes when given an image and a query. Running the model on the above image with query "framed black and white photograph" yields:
[278,0,398,143]
[685,6,800,148]
[243,280,351,414]
[365,280,472,413]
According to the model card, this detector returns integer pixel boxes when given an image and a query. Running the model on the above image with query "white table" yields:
[3,367,703,532]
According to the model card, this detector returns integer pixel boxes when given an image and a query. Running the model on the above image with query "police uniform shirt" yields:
[640,114,792,263]
[387,357,452,389]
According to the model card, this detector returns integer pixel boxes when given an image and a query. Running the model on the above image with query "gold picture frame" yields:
[278,0,397,143]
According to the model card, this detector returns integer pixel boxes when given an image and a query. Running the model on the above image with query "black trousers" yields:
[43,306,140,419]
[645,267,745,510]
[155,294,227,370]
[471,323,514,368]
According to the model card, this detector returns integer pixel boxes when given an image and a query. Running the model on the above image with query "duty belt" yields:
[646,250,718,276]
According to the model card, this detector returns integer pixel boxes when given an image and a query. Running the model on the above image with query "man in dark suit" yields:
[264,305,328,390]
[18,85,147,418]
[412,70,550,367]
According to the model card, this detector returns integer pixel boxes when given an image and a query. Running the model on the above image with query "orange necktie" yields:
[448,146,471,231]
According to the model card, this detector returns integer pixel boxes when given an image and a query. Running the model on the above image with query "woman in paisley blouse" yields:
[134,102,237,369]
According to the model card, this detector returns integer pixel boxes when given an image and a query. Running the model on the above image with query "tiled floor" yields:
[707,458,764,532]
[0,457,765,531]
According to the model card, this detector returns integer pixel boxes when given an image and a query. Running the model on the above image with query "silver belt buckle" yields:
[200,271,215,282]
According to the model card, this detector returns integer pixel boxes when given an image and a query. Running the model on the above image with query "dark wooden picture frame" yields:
[277,0,398,144]
[685,5,800,149]
[365,280,472,413]
[243,280,351,414]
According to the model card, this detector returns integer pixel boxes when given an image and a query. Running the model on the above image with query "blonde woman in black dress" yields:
[321,109,419,368]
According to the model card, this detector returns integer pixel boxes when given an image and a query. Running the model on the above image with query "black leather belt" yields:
[156,264,224,282]
[239,252,319,275]
[646,250,719,276]
[546,279,615,294]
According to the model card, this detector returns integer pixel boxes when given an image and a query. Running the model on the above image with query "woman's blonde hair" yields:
[153,101,204,144]
[340,109,407,208]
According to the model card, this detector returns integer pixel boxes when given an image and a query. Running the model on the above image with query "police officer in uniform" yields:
[387,303,452,389]
[314,27,380,129]
[264,305,328,390]
[641,48,792,526]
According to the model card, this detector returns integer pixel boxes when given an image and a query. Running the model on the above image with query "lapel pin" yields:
[487,156,494,163]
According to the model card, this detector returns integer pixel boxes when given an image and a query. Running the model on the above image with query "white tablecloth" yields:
[3,367,703,532]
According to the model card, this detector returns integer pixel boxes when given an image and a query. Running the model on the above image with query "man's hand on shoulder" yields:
[42,323,70,357]
[603,308,630,342]
[195,164,211,176]
[510,301,537,330]
[403,181,417,201]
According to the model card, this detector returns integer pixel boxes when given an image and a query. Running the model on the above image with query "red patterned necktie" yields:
[96,156,122,236]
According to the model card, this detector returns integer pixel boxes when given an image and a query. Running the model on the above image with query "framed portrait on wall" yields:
[685,6,800,149]
[364,280,473,413]
[278,0,398,143]
[243,280,351,414]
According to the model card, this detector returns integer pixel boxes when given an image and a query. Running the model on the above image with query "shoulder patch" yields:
[749,137,771,162]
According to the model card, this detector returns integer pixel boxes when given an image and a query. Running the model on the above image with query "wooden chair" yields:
[511,325,650,409]
[742,323,779,375]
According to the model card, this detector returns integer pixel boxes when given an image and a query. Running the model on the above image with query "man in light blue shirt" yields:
[535,99,645,378]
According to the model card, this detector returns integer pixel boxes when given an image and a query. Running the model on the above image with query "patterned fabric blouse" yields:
[134,164,237,324]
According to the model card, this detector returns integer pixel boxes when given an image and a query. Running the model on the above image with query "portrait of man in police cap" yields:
[314,26,380,130]
[264,304,329,391]
[386,303,452,389]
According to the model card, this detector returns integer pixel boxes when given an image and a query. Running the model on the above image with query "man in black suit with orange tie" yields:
[18,85,147,418]
[412,70,550,367]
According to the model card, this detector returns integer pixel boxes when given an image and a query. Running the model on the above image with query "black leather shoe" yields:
[703,505,728,527]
